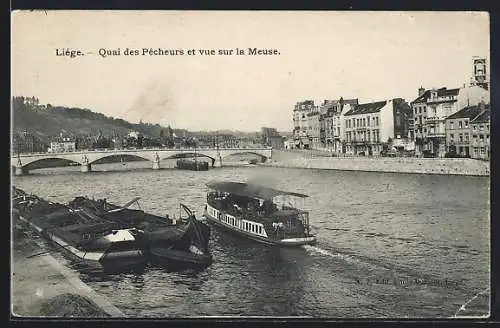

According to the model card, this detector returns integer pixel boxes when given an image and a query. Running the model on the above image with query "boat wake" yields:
[302,245,358,263]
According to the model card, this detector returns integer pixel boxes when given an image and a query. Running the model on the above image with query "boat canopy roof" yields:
[206,181,308,199]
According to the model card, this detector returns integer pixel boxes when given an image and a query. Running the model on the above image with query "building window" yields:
[479,134,484,140]
[465,121,469,128]
[419,108,422,114]
[465,133,469,141]
[375,117,379,126]
[459,121,463,129]
[480,125,484,131]
[450,134,454,140]
[459,134,463,142]
[450,121,454,128]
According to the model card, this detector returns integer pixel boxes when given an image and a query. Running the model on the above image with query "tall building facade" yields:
[469,108,490,160]
[293,100,316,149]
[445,103,488,157]
[318,98,358,152]
[410,85,489,157]
[344,98,412,156]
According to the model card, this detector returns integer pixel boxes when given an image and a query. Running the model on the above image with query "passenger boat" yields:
[12,187,146,272]
[68,197,213,269]
[202,181,316,246]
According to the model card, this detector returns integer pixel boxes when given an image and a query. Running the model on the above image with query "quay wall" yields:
[265,150,490,177]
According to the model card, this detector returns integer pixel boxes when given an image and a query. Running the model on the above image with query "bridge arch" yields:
[160,152,215,160]
[20,157,82,171]
[221,151,268,163]
[87,153,151,165]
[161,152,217,165]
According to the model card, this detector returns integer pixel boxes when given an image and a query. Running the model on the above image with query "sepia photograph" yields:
[11,10,490,319]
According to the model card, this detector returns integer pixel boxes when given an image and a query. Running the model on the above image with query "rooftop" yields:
[470,108,490,124]
[344,100,387,116]
[447,104,489,120]
[412,87,460,104]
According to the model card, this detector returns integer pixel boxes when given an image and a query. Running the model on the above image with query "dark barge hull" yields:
[16,214,146,272]
[12,189,147,273]
[176,159,209,171]
[149,247,213,270]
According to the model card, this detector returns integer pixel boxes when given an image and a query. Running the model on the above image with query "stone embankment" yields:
[11,225,124,318]
[265,150,490,176]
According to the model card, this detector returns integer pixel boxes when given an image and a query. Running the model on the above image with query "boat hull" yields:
[16,215,146,272]
[149,247,213,271]
[176,159,209,171]
[203,212,316,247]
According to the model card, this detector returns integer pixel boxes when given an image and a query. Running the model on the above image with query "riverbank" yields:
[11,225,124,318]
[266,150,490,176]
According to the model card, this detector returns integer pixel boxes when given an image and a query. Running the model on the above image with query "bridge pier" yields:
[14,166,26,176]
[212,157,223,168]
[81,164,91,173]
[14,157,26,176]
[152,153,161,170]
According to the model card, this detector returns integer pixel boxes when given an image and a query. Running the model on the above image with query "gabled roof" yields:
[437,87,460,97]
[447,104,489,120]
[206,181,308,199]
[470,108,490,124]
[342,98,359,105]
[344,100,387,116]
[411,87,460,104]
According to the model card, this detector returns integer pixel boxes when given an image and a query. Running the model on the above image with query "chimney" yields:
[418,86,425,97]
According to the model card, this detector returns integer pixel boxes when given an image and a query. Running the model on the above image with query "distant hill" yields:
[12,96,283,143]
[12,96,187,143]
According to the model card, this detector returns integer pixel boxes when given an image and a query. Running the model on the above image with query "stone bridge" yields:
[11,147,272,175]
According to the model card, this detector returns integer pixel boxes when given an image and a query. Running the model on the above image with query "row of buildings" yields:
[292,57,490,159]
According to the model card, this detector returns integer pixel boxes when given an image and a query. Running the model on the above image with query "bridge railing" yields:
[12,145,272,157]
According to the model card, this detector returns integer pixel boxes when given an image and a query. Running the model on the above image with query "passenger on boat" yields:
[232,203,243,214]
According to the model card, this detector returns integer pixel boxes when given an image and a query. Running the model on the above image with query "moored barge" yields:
[176,159,209,171]
[68,197,213,269]
[12,187,146,272]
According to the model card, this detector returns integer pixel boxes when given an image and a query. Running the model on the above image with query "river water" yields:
[12,161,490,318]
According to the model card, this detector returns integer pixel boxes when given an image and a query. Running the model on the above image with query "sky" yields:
[12,11,489,132]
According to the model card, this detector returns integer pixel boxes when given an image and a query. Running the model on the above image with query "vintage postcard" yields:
[11,11,490,319]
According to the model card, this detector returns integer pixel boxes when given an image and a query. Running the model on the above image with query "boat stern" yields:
[278,236,317,246]
[98,230,147,272]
